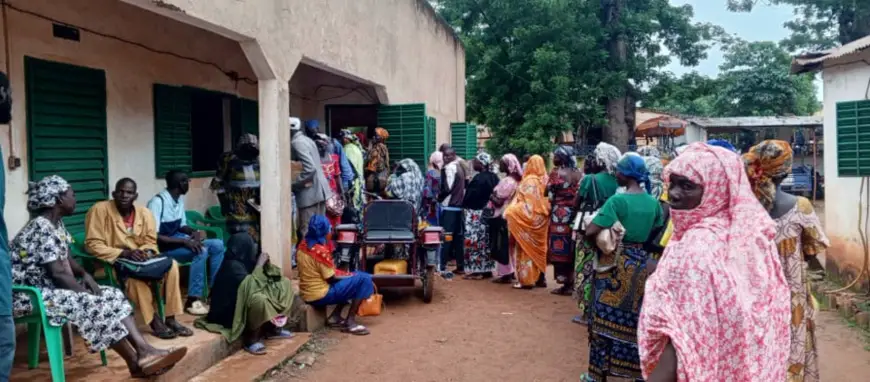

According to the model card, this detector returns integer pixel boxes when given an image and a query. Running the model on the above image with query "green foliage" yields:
[642,40,820,118]
[436,0,714,156]
[727,0,870,50]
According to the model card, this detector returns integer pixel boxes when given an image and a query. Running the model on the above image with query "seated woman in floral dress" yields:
[10,175,187,378]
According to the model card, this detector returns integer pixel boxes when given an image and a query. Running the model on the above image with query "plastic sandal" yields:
[342,324,370,336]
[266,329,295,339]
[244,342,267,355]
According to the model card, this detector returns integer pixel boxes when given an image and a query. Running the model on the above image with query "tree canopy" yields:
[727,0,870,50]
[436,0,715,155]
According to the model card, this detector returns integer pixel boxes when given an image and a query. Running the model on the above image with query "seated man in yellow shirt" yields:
[85,178,192,339]
[297,215,373,335]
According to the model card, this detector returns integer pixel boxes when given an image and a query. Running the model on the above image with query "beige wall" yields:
[0,0,257,234]
[129,0,467,144]
[820,50,870,291]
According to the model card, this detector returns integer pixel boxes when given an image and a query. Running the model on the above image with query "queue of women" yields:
[421,140,827,382]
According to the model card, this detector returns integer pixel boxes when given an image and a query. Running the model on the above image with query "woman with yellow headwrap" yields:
[743,140,829,382]
[504,155,550,289]
[365,127,390,196]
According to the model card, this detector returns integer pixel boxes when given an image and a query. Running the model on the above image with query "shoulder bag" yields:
[115,255,174,281]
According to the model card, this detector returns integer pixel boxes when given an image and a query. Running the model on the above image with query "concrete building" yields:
[0,0,466,271]
[794,35,870,290]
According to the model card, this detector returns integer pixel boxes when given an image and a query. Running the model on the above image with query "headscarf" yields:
[707,139,738,153]
[237,133,259,150]
[341,129,359,144]
[305,120,320,131]
[475,152,494,171]
[553,146,576,168]
[289,117,301,131]
[639,142,789,381]
[27,175,70,212]
[616,153,651,194]
[592,142,621,174]
[375,127,389,140]
[637,146,661,158]
[225,232,259,273]
[304,214,331,247]
[429,151,444,170]
[386,158,425,209]
[742,140,793,212]
[500,153,523,179]
[642,155,664,199]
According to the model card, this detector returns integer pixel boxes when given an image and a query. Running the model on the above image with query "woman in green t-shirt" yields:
[580,153,663,382]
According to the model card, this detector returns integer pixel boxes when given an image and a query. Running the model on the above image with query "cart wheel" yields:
[422,266,435,303]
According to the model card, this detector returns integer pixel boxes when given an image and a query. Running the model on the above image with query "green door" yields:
[377,103,428,168]
[450,122,477,160]
[26,57,108,234]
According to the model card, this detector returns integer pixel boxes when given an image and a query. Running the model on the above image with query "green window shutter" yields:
[378,103,428,168]
[25,57,108,235]
[836,100,870,176]
[153,84,192,177]
[240,98,259,136]
[426,116,437,163]
[450,122,477,159]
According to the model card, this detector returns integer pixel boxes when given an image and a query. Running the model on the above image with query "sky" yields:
[665,0,795,77]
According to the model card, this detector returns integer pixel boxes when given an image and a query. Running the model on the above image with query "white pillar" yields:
[257,79,293,275]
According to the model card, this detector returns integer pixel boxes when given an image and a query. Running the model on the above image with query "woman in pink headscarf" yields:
[638,143,790,381]
[487,154,523,283]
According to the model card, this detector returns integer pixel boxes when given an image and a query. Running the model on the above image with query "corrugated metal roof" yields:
[792,34,870,74]
[688,116,822,128]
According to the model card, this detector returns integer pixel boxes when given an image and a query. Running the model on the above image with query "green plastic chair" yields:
[69,234,165,319]
[206,205,224,220]
[13,285,107,382]
[186,210,227,242]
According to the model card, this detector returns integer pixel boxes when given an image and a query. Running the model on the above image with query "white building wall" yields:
[0,0,257,234]
[820,51,870,286]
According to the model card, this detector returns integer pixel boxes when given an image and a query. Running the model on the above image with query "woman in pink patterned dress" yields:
[638,142,790,381]
[744,140,829,382]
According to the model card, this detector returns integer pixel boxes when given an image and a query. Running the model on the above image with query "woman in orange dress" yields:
[504,155,550,289]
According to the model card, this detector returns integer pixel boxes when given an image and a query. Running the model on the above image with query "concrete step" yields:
[189,333,310,382]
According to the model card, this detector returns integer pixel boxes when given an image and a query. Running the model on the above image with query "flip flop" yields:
[327,318,347,328]
[266,329,295,339]
[151,326,177,340]
[550,287,573,296]
[131,366,171,379]
[342,324,370,336]
[572,315,588,326]
[244,342,267,355]
[138,347,188,376]
[512,283,533,290]
[167,321,194,337]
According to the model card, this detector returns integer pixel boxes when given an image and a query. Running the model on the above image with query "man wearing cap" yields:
[211,133,262,242]
[291,117,330,238]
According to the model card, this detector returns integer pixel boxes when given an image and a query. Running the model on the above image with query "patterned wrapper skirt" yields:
[587,243,654,382]
[464,209,494,274]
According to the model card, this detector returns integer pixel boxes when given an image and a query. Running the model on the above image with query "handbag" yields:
[357,283,383,317]
[326,193,346,216]
[114,256,174,281]
[572,175,604,233]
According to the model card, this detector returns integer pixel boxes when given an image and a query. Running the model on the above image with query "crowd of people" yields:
[2,109,829,381]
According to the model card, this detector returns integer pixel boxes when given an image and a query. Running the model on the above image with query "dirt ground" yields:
[272,265,870,382]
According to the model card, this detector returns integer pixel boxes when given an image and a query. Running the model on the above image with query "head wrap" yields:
[429,151,444,170]
[27,175,70,212]
[523,155,547,178]
[475,152,494,170]
[640,143,789,381]
[500,153,523,178]
[387,158,425,209]
[637,146,661,158]
[554,146,576,168]
[616,154,652,194]
[642,155,664,199]
[304,214,332,246]
[289,117,301,131]
[305,120,319,130]
[225,232,259,272]
[341,129,359,143]
[237,133,259,149]
[707,139,738,153]
[593,142,622,174]
[375,127,389,140]
[742,140,793,211]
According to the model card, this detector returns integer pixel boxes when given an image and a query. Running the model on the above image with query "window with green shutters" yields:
[377,103,429,168]
[836,100,870,176]
[25,57,108,235]
[426,116,437,162]
[154,85,254,177]
[450,122,477,159]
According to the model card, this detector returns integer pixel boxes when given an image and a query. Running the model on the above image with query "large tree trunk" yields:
[601,0,632,152]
